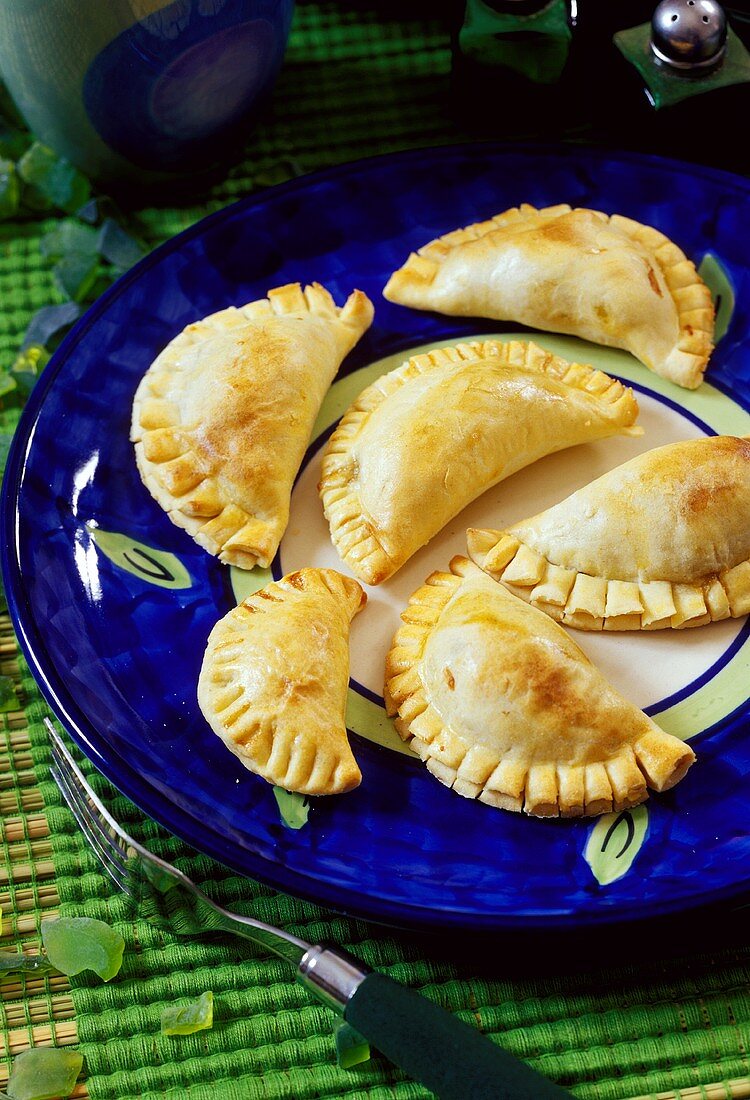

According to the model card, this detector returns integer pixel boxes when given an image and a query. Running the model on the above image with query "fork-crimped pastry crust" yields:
[132,282,373,569]
[384,204,714,389]
[467,436,750,631]
[319,338,640,585]
[385,558,695,817]
[198,568,366,796]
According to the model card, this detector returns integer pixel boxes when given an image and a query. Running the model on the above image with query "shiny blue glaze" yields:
[84,0,294,174]
[3,145,750,930]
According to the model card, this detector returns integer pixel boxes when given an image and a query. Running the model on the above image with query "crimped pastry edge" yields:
[319,337,640,585]
[384,556,695,817]
[466,527,750,631]
[383,203,714,390]
[131,282,373,569]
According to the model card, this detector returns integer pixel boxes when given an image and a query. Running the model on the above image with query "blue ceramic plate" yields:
[4,145,750,931]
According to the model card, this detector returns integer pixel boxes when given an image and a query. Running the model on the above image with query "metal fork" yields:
[45,717,570,1100]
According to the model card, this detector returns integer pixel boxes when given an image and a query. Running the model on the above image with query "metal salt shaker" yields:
[650,0,728,71]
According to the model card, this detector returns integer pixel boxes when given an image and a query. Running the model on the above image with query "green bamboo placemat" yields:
[3,3,750,1098]
[4,638,750,1100]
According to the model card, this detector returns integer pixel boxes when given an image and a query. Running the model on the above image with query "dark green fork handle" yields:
[345,971,572,1099]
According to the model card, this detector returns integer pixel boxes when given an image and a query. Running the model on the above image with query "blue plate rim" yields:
[4,140,750,932]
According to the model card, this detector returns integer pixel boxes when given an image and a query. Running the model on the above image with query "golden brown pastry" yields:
[131,282,373,569]
[198,568,366,796]
[468,435,750,631]
[384,204,713,389]
[385,557,695,817]
[319,339,640,585]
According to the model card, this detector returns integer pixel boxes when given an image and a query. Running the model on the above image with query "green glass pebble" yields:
[41,917,124,982]
[334,1020,371,1069]
[0,373,17,398]
[98,218,145,271]
[0,125,31,161]
[161,991,214,1036]
[22,303,82,350]
[0,676,18,714]
[6,1048,83,1100]
[0,951,53,976]
[17,143,90,214]
[40,220,99,262]
[12,345,50,377]
[9,345,51,400]
[52,252,99,302]
[0,157,20,220]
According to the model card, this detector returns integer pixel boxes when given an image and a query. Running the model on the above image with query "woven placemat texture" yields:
[2,3,750,1099]
[0,611,84,1096]
[3,694,750,1100]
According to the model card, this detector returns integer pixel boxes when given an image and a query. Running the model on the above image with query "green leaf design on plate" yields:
[698,252,735,342]
[87,526,192,589]
[229,564,272,605]
[345,689,415,757]
[273,787,310,830]
[584,803,649,886]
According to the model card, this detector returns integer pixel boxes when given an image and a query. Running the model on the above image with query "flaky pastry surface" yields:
[198,568,366,796]
[384,204,713,389]
[468,436,750,631]
[319,339,640,585]
[132,282,373,569]
[385,558,695,817]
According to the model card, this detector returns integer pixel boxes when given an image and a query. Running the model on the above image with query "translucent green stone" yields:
[161,991,214,1036]
[0,157,19,220]
[334,1020,370,1069]
[17,143,90,214]
[41,917,124,982]
[0,676,18,714]
[6,1048,83,1100]
[0,952,52,976]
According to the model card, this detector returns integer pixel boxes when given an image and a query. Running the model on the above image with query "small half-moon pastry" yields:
[319,339,640,585]
[468,435,750,631]
[385,557,695,817]
[384,204,714,389]
[198,568,366,796]
[132,282,374,569]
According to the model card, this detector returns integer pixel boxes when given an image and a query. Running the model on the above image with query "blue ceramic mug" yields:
[0,0,295,186]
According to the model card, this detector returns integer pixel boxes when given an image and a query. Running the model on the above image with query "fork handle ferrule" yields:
[297,945,369,1014]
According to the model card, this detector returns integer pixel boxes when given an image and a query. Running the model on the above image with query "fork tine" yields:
[44,718,136,896]
[44,718,140,850]
[48,750,130,878]
[50,762,132,895]
[47,734,131,869]
[42,719,312,964]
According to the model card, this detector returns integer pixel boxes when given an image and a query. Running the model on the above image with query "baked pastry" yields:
[385,557,695,817]
[468,435,750,631]
[132,282,373,569]
[383,204,713,389]
[198,568,366,796]
[319,339,640,585]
